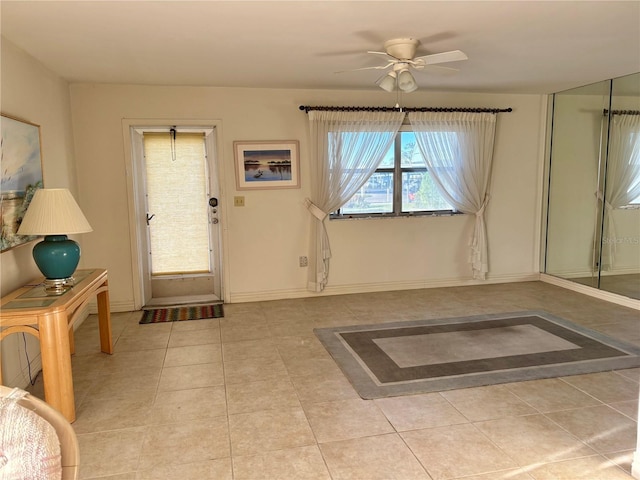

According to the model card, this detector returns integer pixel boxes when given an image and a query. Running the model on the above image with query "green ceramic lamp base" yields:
[32,235,81,281]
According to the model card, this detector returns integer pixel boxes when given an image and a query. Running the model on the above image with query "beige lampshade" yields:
[17,188,93,235]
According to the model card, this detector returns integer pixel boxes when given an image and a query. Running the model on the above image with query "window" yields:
[333,127,455,217]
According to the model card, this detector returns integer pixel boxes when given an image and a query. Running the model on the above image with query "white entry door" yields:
[131,126,222,307]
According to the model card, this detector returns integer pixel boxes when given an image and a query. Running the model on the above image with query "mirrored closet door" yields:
[545,72,640,300]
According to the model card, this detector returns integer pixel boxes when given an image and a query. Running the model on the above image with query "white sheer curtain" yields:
[305,110,405,292]
[601,113,640,269]
[408,111,497,280]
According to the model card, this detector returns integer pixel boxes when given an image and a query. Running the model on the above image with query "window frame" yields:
[331,125,459,219]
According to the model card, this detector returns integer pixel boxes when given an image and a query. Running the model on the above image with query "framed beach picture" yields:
[234,140,300,190]
[1,114,44,252]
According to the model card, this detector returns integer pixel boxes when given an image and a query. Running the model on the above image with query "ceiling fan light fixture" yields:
[376,71,397,92]
[397,69,418,92]
[346,38,467,94]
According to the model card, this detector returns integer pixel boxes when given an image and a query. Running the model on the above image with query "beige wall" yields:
[1,38,78,386]
[70,84,546,308]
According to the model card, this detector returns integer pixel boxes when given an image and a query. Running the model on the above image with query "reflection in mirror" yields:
[599,73,640,298]
[545,73,640,300]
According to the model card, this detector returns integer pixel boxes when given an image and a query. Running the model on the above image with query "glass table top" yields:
[16,270,95,300]
[1,270,97,312]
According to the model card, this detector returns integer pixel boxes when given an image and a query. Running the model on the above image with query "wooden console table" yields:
[0,269,113,422]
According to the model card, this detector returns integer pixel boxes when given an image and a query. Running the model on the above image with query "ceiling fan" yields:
[340,38,468,93]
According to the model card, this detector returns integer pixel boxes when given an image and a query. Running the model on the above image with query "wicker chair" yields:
[0,385,79,479]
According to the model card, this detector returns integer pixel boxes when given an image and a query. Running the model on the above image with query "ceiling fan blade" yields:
[414,50,468,65]
[367,50,394,58]
[319,31,388,57]
[415,32,457,46]
[334,63,393,74]
[414,64,460,76]
[317,49,370,57]
[354,30,388,45]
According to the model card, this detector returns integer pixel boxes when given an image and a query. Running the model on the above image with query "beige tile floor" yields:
[25,281,640,479]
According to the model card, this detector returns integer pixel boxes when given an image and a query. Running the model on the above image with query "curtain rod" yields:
[299,105,512,114]
[603,109,640,115]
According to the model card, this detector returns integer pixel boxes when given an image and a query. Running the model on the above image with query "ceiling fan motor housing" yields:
[384,38,419,60]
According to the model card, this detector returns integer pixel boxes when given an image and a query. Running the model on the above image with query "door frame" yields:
[122,118,230,309]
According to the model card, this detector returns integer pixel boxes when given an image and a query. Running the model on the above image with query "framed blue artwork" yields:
[234,140,299,190]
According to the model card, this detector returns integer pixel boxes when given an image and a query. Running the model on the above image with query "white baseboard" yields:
[601,267,640,276]
[540,274,640,310]
[228,273,541,303]
[550,267,640,279]
[88,300,136,314]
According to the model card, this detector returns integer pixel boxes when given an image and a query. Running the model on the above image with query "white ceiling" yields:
[2,0,639,95]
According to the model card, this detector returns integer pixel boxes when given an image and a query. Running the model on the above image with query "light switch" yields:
[234,196,245,207]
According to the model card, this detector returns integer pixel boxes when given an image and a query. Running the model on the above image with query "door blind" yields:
[143,132,211,275]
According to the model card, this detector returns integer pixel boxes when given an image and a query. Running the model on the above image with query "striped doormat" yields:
[139,304,224,324]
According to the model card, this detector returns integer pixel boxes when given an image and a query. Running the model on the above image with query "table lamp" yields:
[17,188,92,293]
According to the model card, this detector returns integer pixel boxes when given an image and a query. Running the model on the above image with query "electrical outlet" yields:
[299,256,308,267]
[234,196,245,207]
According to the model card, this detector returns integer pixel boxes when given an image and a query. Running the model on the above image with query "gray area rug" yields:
[314,311,640,399]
